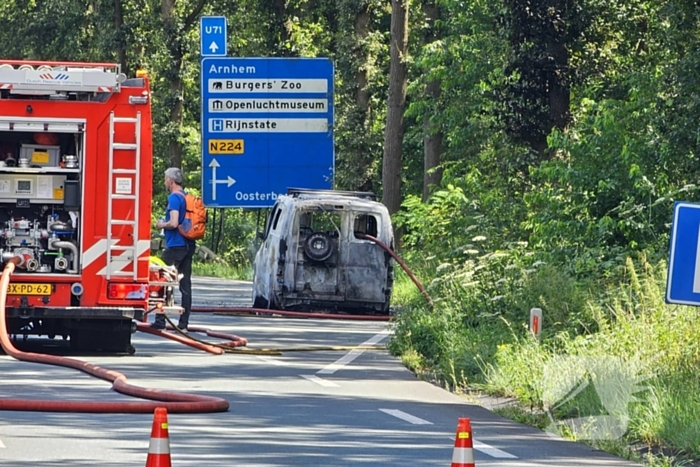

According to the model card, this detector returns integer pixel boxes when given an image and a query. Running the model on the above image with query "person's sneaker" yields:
[149,322,166,330]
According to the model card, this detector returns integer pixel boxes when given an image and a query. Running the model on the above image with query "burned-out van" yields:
[252,189,394,314]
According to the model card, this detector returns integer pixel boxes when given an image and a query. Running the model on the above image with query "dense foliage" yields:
[1,0,699,462]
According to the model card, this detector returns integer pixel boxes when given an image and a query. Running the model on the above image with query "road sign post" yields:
[666,201,700,305]
[200,57,334,208]
[529,307,543,338]
[200,16,227,57]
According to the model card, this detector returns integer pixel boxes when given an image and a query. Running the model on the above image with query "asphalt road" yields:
[0,276,640,466]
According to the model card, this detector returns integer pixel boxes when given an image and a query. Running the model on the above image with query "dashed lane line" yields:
[379,409,433,425]
[444,435,519,459]
[300,374,340,388]
[257,356,285,366]
[317,330,390,375]
[473,440,518,459]
[378,408,518,459]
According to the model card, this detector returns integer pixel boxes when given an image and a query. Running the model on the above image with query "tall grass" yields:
[483,257,700,459]
[390,254,700,464]
[191,260,253,281]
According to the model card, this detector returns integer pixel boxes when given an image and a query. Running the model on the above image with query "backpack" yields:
[173,191,206,241]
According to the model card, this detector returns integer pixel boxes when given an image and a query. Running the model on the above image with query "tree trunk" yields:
[548,24,569,131]
[160,0,206,169]
[354,5,371,113]
[114,0,128,76]
[423,80,443,200]
[382,0,410,216]
[354,2,373,191]
[160,0,182,168]
[274,0,292,56]
[334,0,378,192]
[422,1,443,201]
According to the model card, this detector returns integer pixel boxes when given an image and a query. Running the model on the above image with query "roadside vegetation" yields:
[390,202,700,465]
[191,261,252,281]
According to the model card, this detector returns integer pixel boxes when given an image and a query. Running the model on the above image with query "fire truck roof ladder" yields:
[0,60,124,95]
[107,111,142,281]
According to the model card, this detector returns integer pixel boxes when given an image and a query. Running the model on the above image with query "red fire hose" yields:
[193,306,394,320]
[0,259,230,413]
[135,322,225,354]
[355,233,433,307]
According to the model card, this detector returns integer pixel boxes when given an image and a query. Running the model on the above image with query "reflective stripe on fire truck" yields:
[82,239,118,268]
[96,240,151,276]
[0,84,12,89]
[82,239,151,276]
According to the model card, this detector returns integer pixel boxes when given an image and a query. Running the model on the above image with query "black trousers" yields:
[154,244,194,328]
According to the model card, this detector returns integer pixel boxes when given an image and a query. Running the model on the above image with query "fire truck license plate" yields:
[7,283,51,295]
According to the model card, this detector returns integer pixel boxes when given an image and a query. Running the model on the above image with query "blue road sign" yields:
[666,201,700,305]
[200,57,334,208]
[200,16,227,57]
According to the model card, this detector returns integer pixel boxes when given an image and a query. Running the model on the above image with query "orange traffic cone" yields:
[146,407,172,467]
[451,418,475,467]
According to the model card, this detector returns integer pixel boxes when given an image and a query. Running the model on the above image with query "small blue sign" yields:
[666,201,700,305]
[200,16,227,57]
[200,57,334,208]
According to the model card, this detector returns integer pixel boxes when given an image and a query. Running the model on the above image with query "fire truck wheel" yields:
[69,319,133,353]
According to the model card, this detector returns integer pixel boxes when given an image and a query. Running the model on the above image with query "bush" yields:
[483,257,700,457]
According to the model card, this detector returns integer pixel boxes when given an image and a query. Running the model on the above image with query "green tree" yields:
[383,0,410,216]
[496,0,583,153]
[334,0,389,192]
[420,0,443,201]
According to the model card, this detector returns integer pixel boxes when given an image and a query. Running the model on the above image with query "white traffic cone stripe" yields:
[452,447,475,464]
[148,438,170,454]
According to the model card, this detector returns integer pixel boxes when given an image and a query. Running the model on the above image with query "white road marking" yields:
[379,409,433,425]
[473,440,518,459]
[317,330,390,375]
[0,438,6,448]
[257,356,285,366]
[300,374,340,387]
[444,436,518,459]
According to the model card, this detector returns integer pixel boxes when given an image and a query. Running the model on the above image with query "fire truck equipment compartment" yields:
[0,59,158,353]
[19,144,61,167]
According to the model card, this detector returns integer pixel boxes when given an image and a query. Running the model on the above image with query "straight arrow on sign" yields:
[200,16,227,57]
[209,158,236,201]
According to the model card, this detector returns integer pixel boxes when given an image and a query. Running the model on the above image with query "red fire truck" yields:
[0,60,165,353]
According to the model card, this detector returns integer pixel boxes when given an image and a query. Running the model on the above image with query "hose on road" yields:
[192,307,394,321]
[140,313,251,354]
[224,345,386,356]
[0,259,230,413]
[151,312,386,355]
[138,233,427,353]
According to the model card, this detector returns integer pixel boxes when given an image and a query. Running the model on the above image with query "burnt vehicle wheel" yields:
[253,295,269,309]
[303,232,334,262]
[379,297,391,315]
